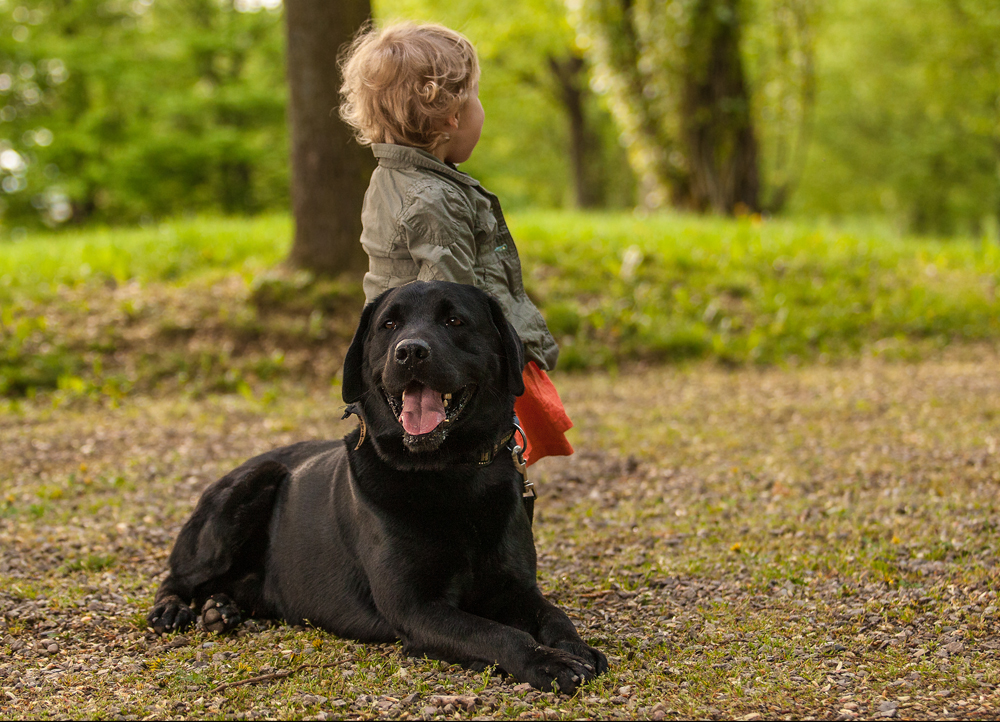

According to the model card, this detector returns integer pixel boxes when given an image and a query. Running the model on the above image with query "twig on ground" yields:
[210,658,354,694]
[578,589,615,598]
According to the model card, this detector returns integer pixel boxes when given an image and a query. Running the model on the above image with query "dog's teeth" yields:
[444,393,452,400]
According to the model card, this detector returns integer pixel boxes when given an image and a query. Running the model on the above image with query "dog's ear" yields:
[487,295,525,397]
[342,297,381,404]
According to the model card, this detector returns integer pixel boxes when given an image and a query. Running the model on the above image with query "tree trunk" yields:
[548,55,602,209]
[681,0,760,214]
[613,0,693,209]
[285,0,374,276]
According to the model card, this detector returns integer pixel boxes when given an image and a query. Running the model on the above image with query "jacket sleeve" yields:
[398,180,479,286]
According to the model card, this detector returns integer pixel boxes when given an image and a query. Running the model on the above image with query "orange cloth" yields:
[513,361,574,466]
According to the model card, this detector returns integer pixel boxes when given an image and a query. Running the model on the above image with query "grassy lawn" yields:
[2,211,999,400]
[1,212,999,719]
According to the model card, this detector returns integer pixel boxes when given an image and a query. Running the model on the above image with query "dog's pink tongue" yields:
[400,384,446,436]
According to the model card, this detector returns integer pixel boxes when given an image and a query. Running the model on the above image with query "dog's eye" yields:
[383,319,398,330]
[445,316,463,327]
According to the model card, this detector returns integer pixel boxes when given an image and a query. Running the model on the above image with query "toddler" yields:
[339,21,571,465]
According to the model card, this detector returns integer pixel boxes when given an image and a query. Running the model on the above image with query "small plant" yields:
[62,553,117,574]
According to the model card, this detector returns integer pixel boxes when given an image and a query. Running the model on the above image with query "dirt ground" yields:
[2,348,999,720]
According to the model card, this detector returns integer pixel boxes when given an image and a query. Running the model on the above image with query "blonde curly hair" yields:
[339,22,481,150]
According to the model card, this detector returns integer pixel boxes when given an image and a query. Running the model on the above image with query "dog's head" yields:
[342,281,524,469]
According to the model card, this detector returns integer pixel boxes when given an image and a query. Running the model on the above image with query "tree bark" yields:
[613,0,693,209]
[681,0,760,214]
[285,0,374,276]
[548,55,602,209]
[761,0,816,214]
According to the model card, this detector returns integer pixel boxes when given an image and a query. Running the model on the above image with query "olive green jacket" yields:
[360,143,559,370]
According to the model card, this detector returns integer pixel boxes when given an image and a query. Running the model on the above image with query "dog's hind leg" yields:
[147,460,286,635]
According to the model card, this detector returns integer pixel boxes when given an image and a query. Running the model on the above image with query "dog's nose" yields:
[394,338,431,366]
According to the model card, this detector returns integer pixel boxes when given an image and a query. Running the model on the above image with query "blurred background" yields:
[1,0,997,240]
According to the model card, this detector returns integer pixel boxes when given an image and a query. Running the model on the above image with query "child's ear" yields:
[435,114,459,135]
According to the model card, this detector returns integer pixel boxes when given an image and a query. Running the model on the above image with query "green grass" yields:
[1,210,999,398]
[516,211,1000,367]
[0,214,291,302]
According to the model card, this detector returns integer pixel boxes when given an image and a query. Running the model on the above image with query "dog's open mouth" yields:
[383,382,475,450]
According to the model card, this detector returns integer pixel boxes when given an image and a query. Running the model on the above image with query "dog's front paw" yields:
[521,645,599,695]
[553,639,609,675]
[147,597,196,635]
[201,594,242,634]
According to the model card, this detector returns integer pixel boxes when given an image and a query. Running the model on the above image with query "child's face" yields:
[443,82,484,165]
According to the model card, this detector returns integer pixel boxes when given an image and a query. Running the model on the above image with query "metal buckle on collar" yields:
[510,423,534,500]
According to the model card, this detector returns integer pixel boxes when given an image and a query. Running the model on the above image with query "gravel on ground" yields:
[2,348,999,719]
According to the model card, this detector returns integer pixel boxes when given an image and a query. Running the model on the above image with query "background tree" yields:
[743,0,817,214]
[681,0,760,214]
[568,0,816,214]
[285,0,373,275]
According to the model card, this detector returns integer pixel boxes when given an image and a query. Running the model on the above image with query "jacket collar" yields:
[371,143,481,188]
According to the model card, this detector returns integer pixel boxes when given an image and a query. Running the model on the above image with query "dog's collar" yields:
[343,404,368,450]
[342,404,527,471]
[475,423,536,509]
[341,404,527,469]
[477,423,535,506]
[477,428,514,465]
[342,406,535,520]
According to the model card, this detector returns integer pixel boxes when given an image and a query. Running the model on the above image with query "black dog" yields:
[146,281,607,693]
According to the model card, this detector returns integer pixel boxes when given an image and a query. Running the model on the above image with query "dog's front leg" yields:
[529,591,609,676]
[147,577,197,634]
[485,586,608,677]
[389,601,597,694]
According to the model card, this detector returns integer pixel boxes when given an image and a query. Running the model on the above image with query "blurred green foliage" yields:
[792,0,1000,237]
[0,0,287,228]
[566,0,818,213]
[0,0,997,236]
[0,0,631,233]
